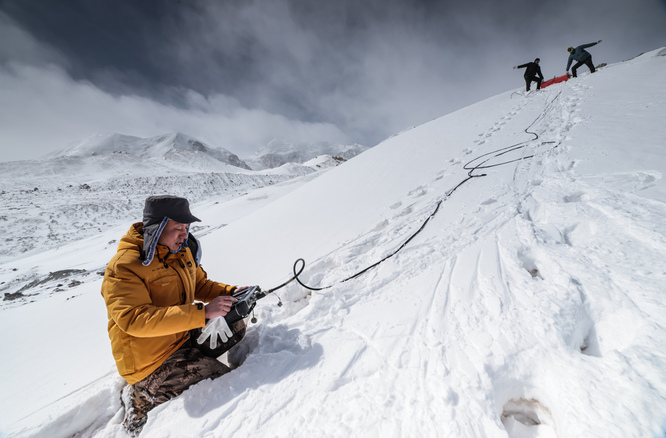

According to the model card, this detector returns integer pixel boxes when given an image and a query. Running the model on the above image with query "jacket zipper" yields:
[162,252,189,304]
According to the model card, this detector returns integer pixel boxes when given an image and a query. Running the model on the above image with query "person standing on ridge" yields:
[101,195,252,436]
[566,40,602,77]
[514,58,544,91]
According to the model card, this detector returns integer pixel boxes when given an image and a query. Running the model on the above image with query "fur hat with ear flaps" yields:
[143,195,200,227]
[141,195,201,266]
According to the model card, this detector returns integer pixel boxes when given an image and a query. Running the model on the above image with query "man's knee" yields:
[153,347,231,399]
[121,346,232,434]
[120,320,247,435]
[129,344,234,407]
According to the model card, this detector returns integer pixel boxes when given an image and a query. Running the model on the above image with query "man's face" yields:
[158,220,189,252]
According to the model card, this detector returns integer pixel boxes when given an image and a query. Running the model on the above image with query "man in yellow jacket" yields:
[101,195,247,435]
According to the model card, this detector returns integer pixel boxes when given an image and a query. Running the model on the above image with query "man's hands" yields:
[197,287,253,348]
[202,287,251,319]
[204,295,238,319]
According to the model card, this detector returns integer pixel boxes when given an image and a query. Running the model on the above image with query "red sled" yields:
[541,73,570,89]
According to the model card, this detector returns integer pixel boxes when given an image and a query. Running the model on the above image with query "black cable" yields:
[268,91,563,293]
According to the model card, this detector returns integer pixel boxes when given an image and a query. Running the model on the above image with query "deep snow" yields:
[1,48,665,438]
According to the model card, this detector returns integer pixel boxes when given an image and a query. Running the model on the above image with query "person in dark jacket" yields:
[514,58,544,91]
[566,40,602,77]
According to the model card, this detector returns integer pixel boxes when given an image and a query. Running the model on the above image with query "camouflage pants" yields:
[122,319,246,436]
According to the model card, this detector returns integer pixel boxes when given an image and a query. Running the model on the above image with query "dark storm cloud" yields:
[0,0,664,161]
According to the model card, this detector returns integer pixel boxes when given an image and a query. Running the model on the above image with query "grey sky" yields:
[1,0,665,162]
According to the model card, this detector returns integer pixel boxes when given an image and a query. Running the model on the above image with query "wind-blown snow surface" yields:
[2,48,666,438]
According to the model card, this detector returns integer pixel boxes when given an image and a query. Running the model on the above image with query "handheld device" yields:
[224,285,266,324]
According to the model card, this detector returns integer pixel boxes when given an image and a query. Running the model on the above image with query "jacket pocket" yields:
[147,273,183,307]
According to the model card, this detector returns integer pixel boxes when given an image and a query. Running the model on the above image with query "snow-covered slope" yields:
[2,48,665,438]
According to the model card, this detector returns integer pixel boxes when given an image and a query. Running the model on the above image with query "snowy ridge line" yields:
[285,93,564,293]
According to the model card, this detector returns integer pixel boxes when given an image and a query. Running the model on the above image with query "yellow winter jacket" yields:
[101,222,235,385]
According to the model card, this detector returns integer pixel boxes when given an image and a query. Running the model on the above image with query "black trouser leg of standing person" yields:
[525,76,542,91]
[572,61,582,77]
[572,56,595,77]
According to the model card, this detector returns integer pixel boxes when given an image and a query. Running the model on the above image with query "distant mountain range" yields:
[0,132,371,261]
[244,139,369,170]
[53,132,252,170]
[53,132,370,171]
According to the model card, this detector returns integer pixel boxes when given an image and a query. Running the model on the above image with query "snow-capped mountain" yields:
[53,132,252,170]
[244,139,369,170]
[2,48,665,438]
[0,131,359,263]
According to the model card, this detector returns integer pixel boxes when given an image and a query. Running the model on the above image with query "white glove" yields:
[197,316,233,349]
